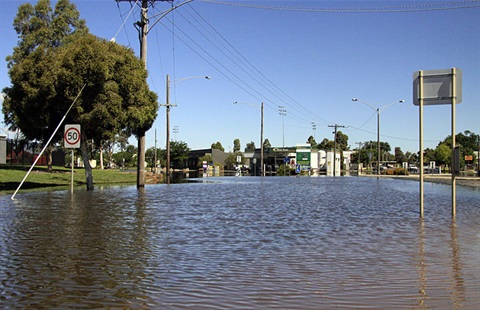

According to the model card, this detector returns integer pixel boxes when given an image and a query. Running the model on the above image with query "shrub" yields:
[394,168,409,175]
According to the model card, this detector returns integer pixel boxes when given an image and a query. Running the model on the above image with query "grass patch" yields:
[0,165,136,194]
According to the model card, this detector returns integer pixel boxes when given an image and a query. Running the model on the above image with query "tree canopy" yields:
[2,0,158,189]
[233,139,241,152]
[211,141,224,152]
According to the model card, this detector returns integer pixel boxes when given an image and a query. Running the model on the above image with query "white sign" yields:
[64,124,81,148]
[413,68,462,106]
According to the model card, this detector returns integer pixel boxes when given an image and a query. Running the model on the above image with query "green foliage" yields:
[246,141,255,150]
[318,138,333,150]
[169,141,190,168]
[276,164,295,176]
[224,152,244,170]
[307,135,317,148]
[263,139,272,149]
[146,146,165,167]
[211,141,224,152]
[394,147,407,163]
[393,168,408,175]
[233,139,240,152]
[438,131,479,169]
[434,143,450,166]
[352,140,392,166]
[198,155,213,168]
[7,0,88,67]
[3,0,157,149]
[335,131,349,151]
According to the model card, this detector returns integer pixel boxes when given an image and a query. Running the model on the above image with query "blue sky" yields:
[1,0,479,154]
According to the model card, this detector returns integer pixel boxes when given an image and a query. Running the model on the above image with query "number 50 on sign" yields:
[64,124,81,148]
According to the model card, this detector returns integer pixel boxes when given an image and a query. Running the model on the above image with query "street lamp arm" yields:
[146,0,195,35]
[378,99,405,113]
[175,76,211,85]
[352,97,403,177]
[352,98,404,113]
[233,101,260,110]
[352,98,377,111]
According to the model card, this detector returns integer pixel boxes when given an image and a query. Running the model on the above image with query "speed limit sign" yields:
[64,124,81,148]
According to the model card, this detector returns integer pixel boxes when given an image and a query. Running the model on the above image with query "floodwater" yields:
[0,176,479,309]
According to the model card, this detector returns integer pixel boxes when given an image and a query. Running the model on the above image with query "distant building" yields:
[187,145,350,175]
[0,135,6,164]
[187,148,230,170]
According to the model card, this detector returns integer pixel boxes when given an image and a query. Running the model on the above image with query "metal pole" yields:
[137,0,148,188]
[154,128,157,174]
[419,70,424,217]
[377,109,380,176]
[166,74,171,185]
[451,67,457,216]
[260,102,264,176]
[333,126,337,177]
[478,135,480,177]
[71,149,74,194]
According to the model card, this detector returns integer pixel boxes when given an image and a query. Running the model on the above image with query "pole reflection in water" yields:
[0,177,479,309]
[449,219,466,308]
[416,218,428,308]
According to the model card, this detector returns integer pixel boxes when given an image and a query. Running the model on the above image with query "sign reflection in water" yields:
[0,177,479,309]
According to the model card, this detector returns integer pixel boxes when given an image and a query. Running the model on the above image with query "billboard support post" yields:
[413,68,462,217]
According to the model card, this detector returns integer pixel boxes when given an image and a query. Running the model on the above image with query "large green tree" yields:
[434,143,451,167]
[3,0,158,190]
[3,0,88,157]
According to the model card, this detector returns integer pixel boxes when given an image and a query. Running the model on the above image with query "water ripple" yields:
[0,177,479,308]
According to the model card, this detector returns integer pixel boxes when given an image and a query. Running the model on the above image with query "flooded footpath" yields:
[0,176,479,309]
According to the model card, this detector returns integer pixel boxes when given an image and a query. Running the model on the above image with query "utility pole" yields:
[278,106,287,176]
[355,141,363,174]
[328,124,345,176]
[154,128,157,174]
[116,0,193,188]
[260,102,264,176]
[160,74,177,185]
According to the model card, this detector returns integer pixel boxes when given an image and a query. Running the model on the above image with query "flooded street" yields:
[0,176,479,309]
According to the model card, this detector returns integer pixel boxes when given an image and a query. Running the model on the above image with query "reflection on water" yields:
[0,177,479,309]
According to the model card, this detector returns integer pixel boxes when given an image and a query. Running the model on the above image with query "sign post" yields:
[64,125,81,193]
[413,68,462,217]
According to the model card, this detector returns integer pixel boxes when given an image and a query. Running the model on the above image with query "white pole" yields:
[451,68,457,216]
[70,149,74,194]
[419,71,424,217]
[11,84,86,200]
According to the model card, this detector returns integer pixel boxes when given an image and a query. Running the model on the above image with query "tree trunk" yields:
[80,132,94,191]
[47,145,53,171]
[99,145,104,170]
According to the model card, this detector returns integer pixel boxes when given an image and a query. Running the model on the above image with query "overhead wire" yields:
[113,0,139,45]
[198,0,480,13]
[122,0,478,146]
[176,4,330,129]
[184,5,333,126]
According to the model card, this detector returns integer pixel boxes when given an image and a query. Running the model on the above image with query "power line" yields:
[199,0,480,13]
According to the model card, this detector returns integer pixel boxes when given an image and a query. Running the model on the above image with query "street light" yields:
[352,98,405,175]
[163,74,211,184]
[233,101,264,176]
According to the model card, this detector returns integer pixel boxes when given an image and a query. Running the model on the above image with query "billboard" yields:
[413,68,462,106]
